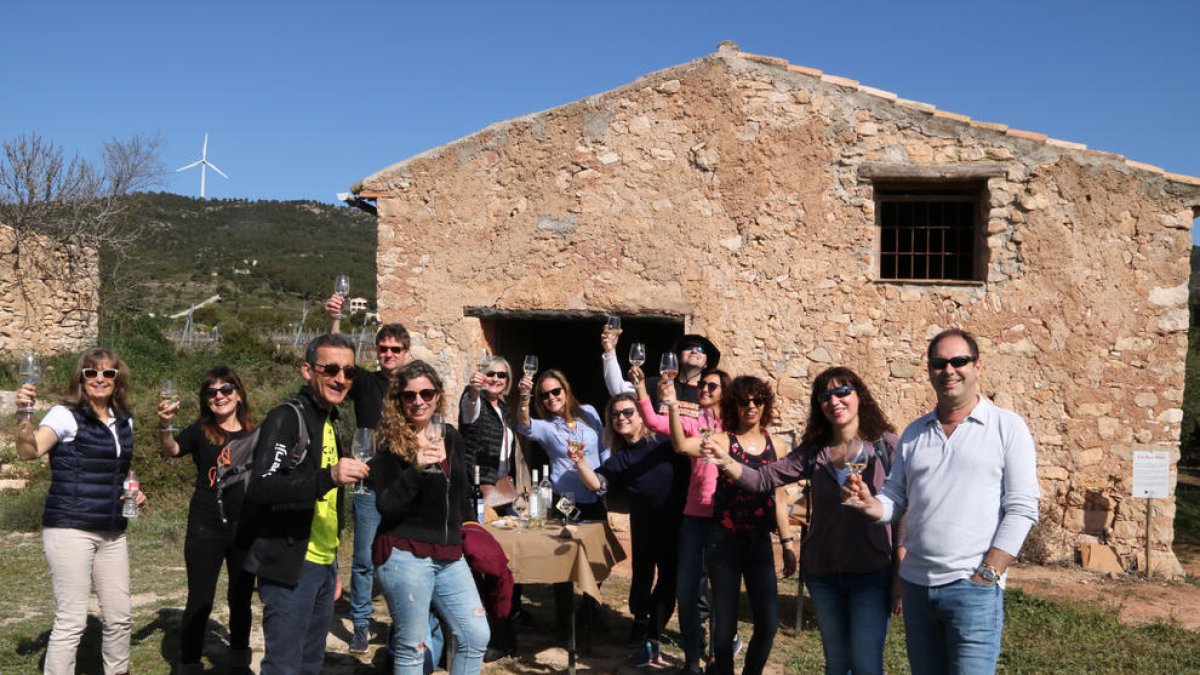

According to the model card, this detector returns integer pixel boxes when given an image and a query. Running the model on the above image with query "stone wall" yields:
[360,46,1200,573]
[0,223,99,357]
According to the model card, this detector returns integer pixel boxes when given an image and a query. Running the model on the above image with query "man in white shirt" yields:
[844,328,1040,674]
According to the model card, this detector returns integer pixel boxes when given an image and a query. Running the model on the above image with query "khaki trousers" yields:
[42,527,131,675]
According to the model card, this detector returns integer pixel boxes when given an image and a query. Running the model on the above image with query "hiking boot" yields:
[349,624,370,653]
[629,640,661,668]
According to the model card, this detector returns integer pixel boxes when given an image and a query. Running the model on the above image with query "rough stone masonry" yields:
[358,43,1200,574]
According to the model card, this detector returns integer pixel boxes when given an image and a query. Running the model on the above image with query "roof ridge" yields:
[727,46,1193,184]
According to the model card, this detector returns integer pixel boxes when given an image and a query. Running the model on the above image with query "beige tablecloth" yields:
[486,520,626,598]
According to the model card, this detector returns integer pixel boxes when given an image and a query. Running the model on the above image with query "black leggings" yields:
[628,502,681,640]
[707,527,778,675]
[180,518,255,664]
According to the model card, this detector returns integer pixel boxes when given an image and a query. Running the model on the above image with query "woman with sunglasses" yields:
[372,360,490,675]
[515,368,608,640]
[460,355,517,510]
[157,366,256,674]
[14,348,146,675]
[710,367,901,675]
[675,375,794,675]
[568,393,689,667]
[634,367,729,674]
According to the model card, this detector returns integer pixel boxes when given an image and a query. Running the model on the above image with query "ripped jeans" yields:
[377,548,490,675]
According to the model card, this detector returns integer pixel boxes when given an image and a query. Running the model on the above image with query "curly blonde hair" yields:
[378,360,446,463]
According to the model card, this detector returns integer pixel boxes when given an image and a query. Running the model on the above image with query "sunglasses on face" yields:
[484,371,509,379]
[929,355,976,370]
[736,396,766,408]
[82,368,118,380]
[612,407,637,420]
[818,384,856,403]
[311,362,359,379]
[700,381,720,393]
[204,383,237,398]
[681,343,706,354]
[401,388,438,404]
[377,345,408,355]
[539,387,564,401]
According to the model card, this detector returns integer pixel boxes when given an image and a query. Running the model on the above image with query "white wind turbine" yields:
[175,133,228,198]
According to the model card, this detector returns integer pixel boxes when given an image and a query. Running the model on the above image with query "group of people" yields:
[13,285,1040,675]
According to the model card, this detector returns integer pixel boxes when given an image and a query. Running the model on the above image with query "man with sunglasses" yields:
[326,294,415,653]
[843,328,1039,674]
[601,331,721,419]
[241,333,370,675]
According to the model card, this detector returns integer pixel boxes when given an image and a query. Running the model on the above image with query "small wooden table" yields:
[486,520,626,673]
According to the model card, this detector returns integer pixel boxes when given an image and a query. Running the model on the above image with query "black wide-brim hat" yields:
[671,334,721,369]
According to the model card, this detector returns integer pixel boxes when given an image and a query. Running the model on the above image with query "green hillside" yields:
[102,193,377,331]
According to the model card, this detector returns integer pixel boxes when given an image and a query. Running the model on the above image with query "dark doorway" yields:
[465,308,686,413]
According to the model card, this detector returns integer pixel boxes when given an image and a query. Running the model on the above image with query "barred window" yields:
[876,182,984,282]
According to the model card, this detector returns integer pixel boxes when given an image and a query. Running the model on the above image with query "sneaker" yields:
[349,624,370,654]
[629,640,661,668]
[732,633,743,658]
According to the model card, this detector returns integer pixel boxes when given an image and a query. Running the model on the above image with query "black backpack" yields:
[213,400,309,524]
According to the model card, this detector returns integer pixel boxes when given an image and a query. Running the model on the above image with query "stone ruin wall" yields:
[0,223,99,358]
[364,50,1200,573]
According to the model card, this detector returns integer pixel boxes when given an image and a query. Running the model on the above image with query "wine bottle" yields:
[472,465,486,523]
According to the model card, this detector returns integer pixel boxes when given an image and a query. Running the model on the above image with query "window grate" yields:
[876,186,981,282]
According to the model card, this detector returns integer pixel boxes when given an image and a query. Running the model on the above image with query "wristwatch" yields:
[975,563,1001,584]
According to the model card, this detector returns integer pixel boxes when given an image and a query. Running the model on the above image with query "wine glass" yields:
[563,430,584,473]
[161,379,179,433]
[557,492,580,524]
[512,492,530,533]
[426,413,445,444]
[844,439,868,476]
[605,315,621,332]
[629,343,646,369]
[659,352,679,383]
[351,428,374,494]
[523,354,538,380]
[698,409,718,464]
[332,274,350,319]
[17,354,39,417]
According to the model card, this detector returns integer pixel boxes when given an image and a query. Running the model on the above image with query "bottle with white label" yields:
[122,468,139,519]
[528,468,542,528]
[538,464,554,523]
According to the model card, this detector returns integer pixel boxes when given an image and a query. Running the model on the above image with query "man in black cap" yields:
[601,330,721,419]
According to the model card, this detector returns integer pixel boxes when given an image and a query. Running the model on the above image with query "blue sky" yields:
[3,1,1197,233]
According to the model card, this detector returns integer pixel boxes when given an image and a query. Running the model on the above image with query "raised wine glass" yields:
[606,315,621,332]
[426,413,445,444]
[659,352,679,383]
[523,355,538,380]
[161,379,179,434]
[17,354,39,417]
[841,439,869,505]
[351,428,374,494]
[698,409,718,464]
[332,274,350,319]
[629,343,646,370]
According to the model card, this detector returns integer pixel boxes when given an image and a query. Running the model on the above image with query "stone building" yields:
[0,222,99,357]
[353,43,1200,573]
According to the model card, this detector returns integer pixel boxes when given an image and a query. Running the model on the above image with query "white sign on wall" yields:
[1131,451,1172,499]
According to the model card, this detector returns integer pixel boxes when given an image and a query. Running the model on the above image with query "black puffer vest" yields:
[43,406,134,531]
[460,393,510,485]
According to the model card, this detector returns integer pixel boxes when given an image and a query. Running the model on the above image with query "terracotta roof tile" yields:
[1006,128,1048,142]
[786,64,823,78]
[1125,159,1165,175]
[820,74,860,89]
[933,110,972,123]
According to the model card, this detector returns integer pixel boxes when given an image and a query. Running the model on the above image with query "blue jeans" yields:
[258,560,336,675]
[901,578,1004,675]
[707,527,777,675]
[351,490,382,628]
[377,548,490,675]
[803,569,892,675]
[675,515,712,666]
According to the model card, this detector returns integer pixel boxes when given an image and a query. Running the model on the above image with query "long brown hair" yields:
[378,360,446,463]
[63,347,131,416]
[198,365,254,445]
[799,366,895,451]
[532,369,586,424]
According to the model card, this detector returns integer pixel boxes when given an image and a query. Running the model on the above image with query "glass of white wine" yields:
[698,409,718,464]
[351,428,374,494]
[426,413,445,444]
[332,274,350,319]
[629,343,646,369]
[606,315,621,332]
[17,354,39,418]
[161,379,179,434]
[841,439,869,506]
[659,352,679,383]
